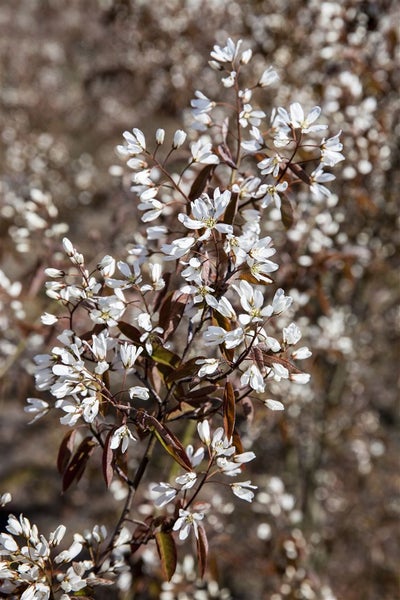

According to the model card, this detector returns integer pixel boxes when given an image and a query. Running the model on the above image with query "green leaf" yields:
[155,531,177,581]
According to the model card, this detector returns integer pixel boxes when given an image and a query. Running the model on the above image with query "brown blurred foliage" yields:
[0,1,399,599]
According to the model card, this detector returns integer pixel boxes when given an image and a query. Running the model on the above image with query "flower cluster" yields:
[0,497,114,599]
[0,36,343,589]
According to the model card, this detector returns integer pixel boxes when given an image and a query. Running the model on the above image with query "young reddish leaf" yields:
[188,164,215,202]
[159,293,188,341]
[288,161,311,185]
[165,358,199,384]
[280,195,295,229]
[153,271,171,314]
[223,380,236,439]
[102,430,114,488]
[217,144,236,169]
[232,429,244,454]
[57,429,77,475]
[117,321,142,344]
[196,523,208,579]
[223,191,239,225]
[155,531,177,581]
[139,412,193,471]
[241,396,254,424]
[62,436,97,492]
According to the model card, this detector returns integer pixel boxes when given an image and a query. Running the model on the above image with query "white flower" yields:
[151,482,177,508]
[310,166,335,200]
[21,583,51,600]
[186,444,205,467]
[210,427,235,457]
[290,372,311,384]
[0,532,19,552]
[320,131,344,166]
[240,48,253,64]
[106,260,142,290]
[278,103,328,134]
[49,525,66,547]
[283,322,302,345]
[110,425,136,453]
[239,104,266,128]
[241,364,265,393]
[178,188,233,241]
[210,38,242,63]
[241,126,264,153]
[264,399,285,411]
[129,386,149,400]
[260,181,288,210]
[161,236,196,260]
[203,326,228,347]
[258,66,279,87]
[90,296,125,327]
[98,255,116,278]
[175,472,197,490]
[196,358,220,377]
[120,342,143,369]
[44,268,64,278]
[221,71,236,87]
[117,128,146,156]
[257,154,284,178]
[197,420,211,446]
[190,139,219,164]
[155,128,165,145]
[0,492,12,507]
[173,129,187,149]
[54,539,83,564]
[232,280,271,324]
[173,509,204,540]
[292,346,312,360]
[24,398,49,423]
[230,480,257,502]
[271,288,293,314]
[191,90,215,115]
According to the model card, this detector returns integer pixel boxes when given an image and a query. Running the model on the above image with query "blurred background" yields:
[0,1,399,598]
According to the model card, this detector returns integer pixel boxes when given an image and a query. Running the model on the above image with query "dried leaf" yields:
[223,380,236,439]
[155,531,177,581]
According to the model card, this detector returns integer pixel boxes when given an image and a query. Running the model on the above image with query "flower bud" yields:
[155,128,165,145]
[172,129,187,148]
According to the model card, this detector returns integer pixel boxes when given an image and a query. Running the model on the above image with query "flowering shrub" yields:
[0,37,344,598]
